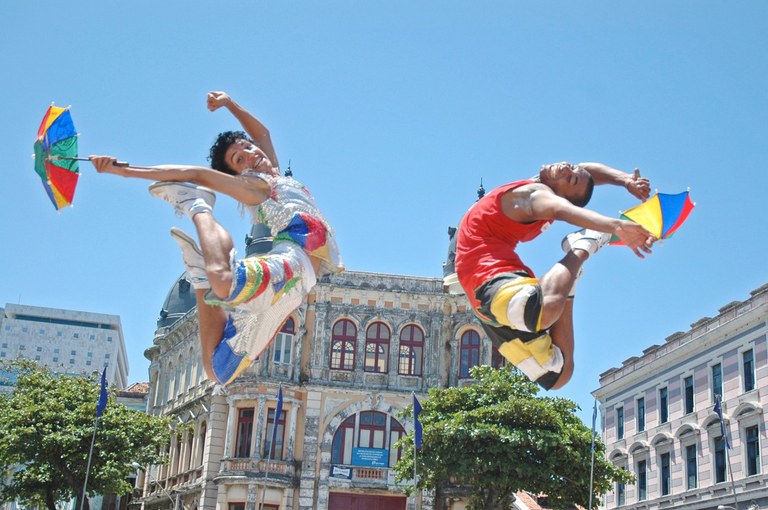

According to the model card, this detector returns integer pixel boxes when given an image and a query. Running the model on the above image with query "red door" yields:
[328,493,406,510]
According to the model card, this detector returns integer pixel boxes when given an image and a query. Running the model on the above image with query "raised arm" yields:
[527,187,655,258]
[577,162,650,201]
[89,156,271,206]
[207,91,280,169]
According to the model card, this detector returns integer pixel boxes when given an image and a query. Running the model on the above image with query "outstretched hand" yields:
[626,171,651,201]
[615,220,656,258]
[207,91,231,112]
[89,155,125,176]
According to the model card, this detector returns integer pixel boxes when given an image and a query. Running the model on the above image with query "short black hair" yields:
[208,130,254,175]
[572,173,595,208]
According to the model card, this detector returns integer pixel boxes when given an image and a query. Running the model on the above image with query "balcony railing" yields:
[219,458,298,481]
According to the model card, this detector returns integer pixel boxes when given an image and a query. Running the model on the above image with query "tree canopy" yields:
[0,360,171,510]
[394,365,632,510]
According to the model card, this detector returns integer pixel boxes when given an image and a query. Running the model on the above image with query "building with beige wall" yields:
[132,220,509,510]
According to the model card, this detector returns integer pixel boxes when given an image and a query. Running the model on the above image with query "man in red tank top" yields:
[454,162,655,390]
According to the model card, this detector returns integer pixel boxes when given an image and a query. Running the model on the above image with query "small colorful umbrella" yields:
[610,190,695,244]
[33,105,85,210]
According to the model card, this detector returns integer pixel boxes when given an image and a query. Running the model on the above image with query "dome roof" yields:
[157,272,197,328]
[157,223,273,329]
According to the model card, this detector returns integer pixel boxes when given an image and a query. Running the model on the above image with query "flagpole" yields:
[82,367,109,510]
[412,392,423,510]
[80,418,100,510]
[718,396,739,509]
[260,386,283,510]
[588,400,597,510]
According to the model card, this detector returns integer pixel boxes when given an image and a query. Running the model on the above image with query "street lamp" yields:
[131,462,178,509]
[718,503,760,510]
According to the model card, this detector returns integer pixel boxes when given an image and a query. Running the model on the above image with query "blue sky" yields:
[2,1,766,425]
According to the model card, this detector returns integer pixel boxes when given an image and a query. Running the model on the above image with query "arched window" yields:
[331,415,356,465]
[331,412,406,467]
[174,438,183,475]
[194,356,203,386]
[398,324,424,376]
[163,361,173,403]
[185,348,194,390]
[459,329,481,378]
[389,417,405,464]
[176,354,184,397]
[359,411,387,449]
[273,317,295,365]
[197,422,207,466]
[365,322,390,373]
[186,432,194,471]
[330,319,356,370]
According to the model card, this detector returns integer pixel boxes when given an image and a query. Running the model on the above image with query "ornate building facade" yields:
[133,225,505,510]
[593,284,768,510]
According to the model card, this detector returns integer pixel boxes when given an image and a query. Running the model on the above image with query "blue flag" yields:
[413,394,423,449]
[713,397,730,449]
[96,367,108,418]
[269,386,284,459]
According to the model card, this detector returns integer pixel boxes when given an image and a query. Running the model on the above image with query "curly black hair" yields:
[208,130,255,175]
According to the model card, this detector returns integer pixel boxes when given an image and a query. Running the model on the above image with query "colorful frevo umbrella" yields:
[33,105,87,210]
[610,190,695,245]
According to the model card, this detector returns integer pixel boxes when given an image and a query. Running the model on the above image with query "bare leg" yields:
[195,288,228,381]
[191,212,235,299]
[537,250,590,329]
[548,297,575,389]
[537,249,591,389]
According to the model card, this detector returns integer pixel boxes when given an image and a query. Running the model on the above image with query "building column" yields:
[298,390,322,510]
[200,392,228,510]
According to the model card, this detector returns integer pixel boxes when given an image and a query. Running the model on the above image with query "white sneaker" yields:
[561,228,612,256]
[149,182,215,219]
[170,227,210,289]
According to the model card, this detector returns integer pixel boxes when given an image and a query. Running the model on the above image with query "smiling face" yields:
[538,162,593,206]
[224,139,274,175]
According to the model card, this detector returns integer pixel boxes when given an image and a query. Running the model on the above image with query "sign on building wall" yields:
[352,447,389,467]
[330,465,353,479]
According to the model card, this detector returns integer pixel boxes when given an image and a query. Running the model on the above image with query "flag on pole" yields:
[413,394,423,449]
[713,396,730,449]
[269,385,284,459]
[96,366,108,418]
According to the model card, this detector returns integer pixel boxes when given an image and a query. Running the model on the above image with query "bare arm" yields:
[577,162,650,201]
[207,91,280,169]
[89,156,270,206]
[526,187,655,258]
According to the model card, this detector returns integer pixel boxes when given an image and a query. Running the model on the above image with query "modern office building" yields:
[0,303,128,388]
[594,284,768,510]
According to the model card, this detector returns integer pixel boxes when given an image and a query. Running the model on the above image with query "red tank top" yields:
[455,180,552,309]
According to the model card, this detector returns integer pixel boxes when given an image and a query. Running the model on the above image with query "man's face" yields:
[224,139,273,175]
[539,162,590,205]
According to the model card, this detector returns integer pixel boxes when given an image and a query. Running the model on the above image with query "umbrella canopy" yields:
[611,191,695,244]
[33,105,80,210]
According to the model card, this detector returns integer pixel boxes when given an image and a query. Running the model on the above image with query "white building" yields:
[594,284,768,510]
[0,303,128,388]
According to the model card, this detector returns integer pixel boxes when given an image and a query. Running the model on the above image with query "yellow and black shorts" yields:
[474,271,564,390]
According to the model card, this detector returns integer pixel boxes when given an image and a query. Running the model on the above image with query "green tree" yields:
[0,361,171,510]
[394,365,633,510]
